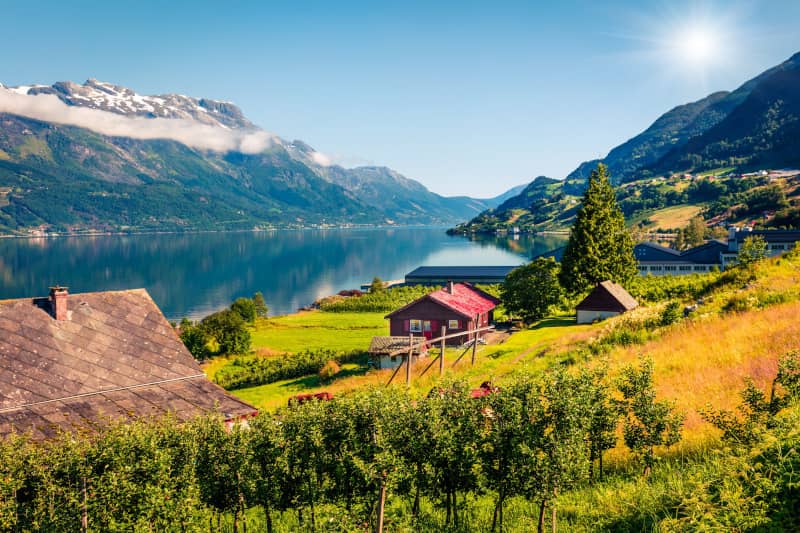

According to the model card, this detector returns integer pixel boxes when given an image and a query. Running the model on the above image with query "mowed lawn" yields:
[250,310,387,353]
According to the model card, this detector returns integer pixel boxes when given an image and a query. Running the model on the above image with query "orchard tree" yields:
[559,163,638,294]
[501,257,563,324]
[617,357,684,476]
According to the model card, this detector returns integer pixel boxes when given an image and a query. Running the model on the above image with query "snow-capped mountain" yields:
[0,78,510,234]
[7,79,253,129]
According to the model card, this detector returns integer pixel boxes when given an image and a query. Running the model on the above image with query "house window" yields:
[423,320,432,332]
[448,319,460,330]
[409,319,422,333]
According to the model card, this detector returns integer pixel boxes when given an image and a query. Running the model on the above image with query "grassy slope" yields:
[628,204,703,230]
[216,251,800,453]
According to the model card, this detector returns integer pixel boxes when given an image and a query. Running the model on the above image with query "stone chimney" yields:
[49,286,69,320]
[447,281,455,294]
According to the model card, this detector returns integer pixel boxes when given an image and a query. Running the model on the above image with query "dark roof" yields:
[385,282,499,320]
[732,230,800,243]
[405,266,518,282]
[576,281,638,313]
[0,289,256,439]
[635,240,727,265]
[634,242,681,262]
[368,336,427,355]
[680,239,728,263]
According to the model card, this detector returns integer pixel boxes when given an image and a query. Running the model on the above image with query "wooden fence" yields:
[385,323,494,386]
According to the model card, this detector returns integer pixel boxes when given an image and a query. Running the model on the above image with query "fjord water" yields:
[0,228,566,321]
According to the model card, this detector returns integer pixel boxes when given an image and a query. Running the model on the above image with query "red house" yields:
[384,282,500,345]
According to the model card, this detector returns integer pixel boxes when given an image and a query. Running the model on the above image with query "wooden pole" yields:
[376,481,387,533]
[439,325,446,376]
[406,334,413,386]
[471,315,479,366]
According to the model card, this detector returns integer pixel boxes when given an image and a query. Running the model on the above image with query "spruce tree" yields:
[559,163,637,294]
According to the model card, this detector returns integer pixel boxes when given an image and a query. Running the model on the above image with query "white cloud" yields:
[311,151,332,166]
[0,88,278,154]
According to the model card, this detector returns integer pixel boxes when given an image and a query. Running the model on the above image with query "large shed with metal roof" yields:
[404,265,518,285]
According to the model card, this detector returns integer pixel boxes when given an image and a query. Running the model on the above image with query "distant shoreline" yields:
[0,224,452,240]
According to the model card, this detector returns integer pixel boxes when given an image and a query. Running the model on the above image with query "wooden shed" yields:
[575,281,638,324]
[0,287,257,440]
[368,336,428,369]
[384,282,499,345]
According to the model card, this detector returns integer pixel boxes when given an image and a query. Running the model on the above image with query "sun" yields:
[675,25,719,67]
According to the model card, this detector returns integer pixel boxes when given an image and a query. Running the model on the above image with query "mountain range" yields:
[457,51,800,232]
[0,79,512,234]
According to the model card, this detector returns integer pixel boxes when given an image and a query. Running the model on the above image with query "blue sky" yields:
[2,0,799,197]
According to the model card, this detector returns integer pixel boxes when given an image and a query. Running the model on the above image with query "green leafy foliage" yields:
[252,292,269,318]
[230,297,257,323]
[560,164,638,294]
[317,285,438,313]
[213,349,365,390]
[501,257,563,324]
[617,357,685,475]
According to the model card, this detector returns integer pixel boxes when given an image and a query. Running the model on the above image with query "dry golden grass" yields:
[606,301,800,447]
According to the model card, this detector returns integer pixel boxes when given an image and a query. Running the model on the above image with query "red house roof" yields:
[386,282,499,320]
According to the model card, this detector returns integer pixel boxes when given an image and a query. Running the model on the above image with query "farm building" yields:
[635,227,800,276]
[368,336,428,369]
[575,281,638,324]
[384,282,499,345]
[0,287,257,440]
[404,266,518,285]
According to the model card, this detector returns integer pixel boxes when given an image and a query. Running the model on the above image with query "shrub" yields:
[659,301,683,326]
[318,360,341,382]
[214,349,366,389]
[318,285,439,313]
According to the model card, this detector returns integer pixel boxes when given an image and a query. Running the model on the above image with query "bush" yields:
[659,301,683,326]
[318,285,439,313]
[214,349,366,389]
[230,297,257,323]
[318,360,341,382]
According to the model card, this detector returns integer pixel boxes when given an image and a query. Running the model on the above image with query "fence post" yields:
[471,315,479,366]
[406,334,413,386]
[439,325,446,376]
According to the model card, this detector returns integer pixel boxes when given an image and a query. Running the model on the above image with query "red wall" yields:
[388,299,490,345]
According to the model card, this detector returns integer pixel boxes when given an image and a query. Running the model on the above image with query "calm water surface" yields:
[0,228,565,320]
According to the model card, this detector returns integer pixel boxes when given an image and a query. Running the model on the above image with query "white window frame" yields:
[410,319,422,333]
[448,319,459,330]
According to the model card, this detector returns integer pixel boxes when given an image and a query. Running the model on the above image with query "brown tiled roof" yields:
[576,281,638,313]
[0,289,257,439]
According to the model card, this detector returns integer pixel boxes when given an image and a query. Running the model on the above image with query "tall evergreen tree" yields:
[559,163,638,293]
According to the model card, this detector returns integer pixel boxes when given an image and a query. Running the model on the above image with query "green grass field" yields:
[226,314,599,412]
[249,310,387,353]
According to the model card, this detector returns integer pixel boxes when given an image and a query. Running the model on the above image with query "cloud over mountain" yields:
[0,88,277,154]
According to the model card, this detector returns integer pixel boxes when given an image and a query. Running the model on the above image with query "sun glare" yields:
[675,26,719,66]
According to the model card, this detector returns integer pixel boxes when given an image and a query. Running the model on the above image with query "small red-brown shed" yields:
[384,282,499,345]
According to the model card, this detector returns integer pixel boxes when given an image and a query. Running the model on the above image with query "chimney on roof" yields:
[49,286,68,320]
[447,280,455,294]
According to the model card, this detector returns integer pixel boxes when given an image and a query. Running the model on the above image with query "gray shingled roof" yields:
[0,289,256,439]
